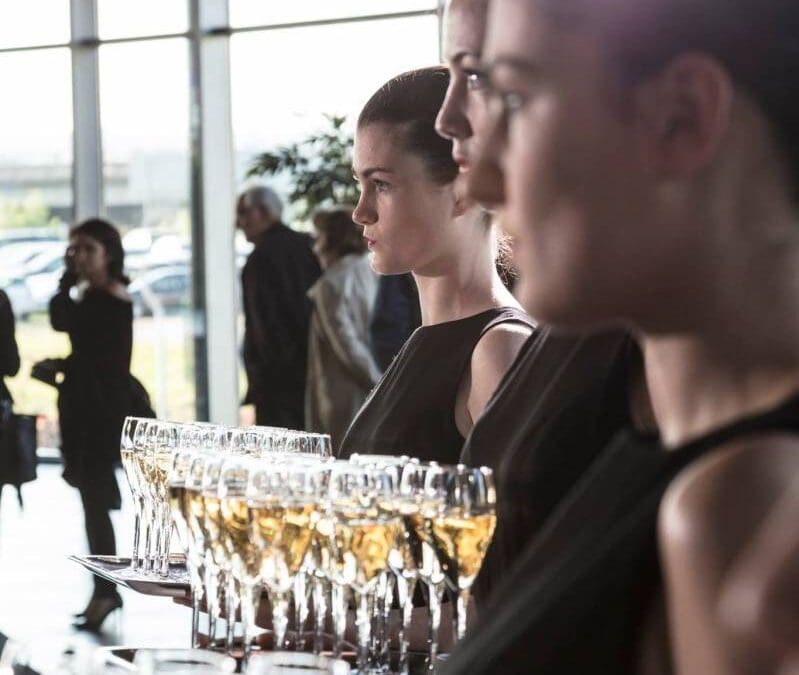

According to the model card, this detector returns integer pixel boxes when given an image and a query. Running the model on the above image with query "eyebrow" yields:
[480,55,541,79]
[448,49,481,66]
[353,167,394,178]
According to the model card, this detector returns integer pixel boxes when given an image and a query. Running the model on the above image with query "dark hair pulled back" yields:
[537,0,799,191]
[358,66,459,186]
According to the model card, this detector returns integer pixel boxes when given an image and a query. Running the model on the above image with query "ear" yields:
[633,53,734,178]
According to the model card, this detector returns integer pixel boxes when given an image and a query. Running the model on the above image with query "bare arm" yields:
[659,435,799,675]
[717,471,799,675]
[455,322,532,438]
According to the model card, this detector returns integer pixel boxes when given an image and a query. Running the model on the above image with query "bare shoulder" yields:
[472,321,533,372]
[459,321,533,431]
[660,433,799,551]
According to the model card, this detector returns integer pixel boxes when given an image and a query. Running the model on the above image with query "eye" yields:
[500,90,528,116]
[372,179,391,193]
[464,69,487,92]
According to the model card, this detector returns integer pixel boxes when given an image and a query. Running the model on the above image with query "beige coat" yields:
[305,253,381,450]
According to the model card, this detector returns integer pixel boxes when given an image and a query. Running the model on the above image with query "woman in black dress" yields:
[441,0,799,673]
[435,0,639,606]
[339,66,533,463]
[50,218,132,631]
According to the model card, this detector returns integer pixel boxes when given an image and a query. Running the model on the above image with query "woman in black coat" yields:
[50,218,132,631]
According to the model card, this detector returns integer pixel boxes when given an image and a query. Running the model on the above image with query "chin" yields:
[518,275,619,332]
[369,253,407,276]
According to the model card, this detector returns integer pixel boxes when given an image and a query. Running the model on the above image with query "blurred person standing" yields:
[49,218,131,631]
[369,273,421,371]
[0,288,21,514]
[305,207,381,450]
[237,186,321,428]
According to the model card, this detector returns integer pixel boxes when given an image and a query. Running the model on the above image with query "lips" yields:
[364,237,377,249]
[453,154,470,171]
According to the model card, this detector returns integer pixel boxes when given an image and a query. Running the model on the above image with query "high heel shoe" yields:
[73,596,96,619]
[73,593,123,633]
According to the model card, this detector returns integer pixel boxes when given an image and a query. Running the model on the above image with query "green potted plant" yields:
[247,114,359,224]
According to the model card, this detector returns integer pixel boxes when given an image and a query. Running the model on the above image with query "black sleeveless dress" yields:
[338,307,533,464]
[462,328,634,603]
[443,391,799,675]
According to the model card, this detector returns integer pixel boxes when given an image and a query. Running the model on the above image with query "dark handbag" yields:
[0,400,37,505]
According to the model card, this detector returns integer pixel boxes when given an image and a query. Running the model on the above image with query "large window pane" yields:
[97,0,188,40]
[230,0,437,28]
[0,48,72,450]
[0,0,70,49]
[99,39,196,422]
[231,15,440,209]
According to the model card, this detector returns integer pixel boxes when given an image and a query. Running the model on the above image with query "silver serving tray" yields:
[68,554,190,597]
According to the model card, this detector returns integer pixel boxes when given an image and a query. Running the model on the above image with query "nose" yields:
[353,191,377,227]
[435,78,472,141]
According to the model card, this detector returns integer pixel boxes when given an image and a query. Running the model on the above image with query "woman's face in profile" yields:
[352,122,457,276]
[436,0,504,207]
[479,0,671,328]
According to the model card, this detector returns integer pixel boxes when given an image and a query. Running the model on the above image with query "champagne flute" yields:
[120,416,148,571]
[427,465,496,643]
[248,458,320,652]
[217,455,261,662]
[325,463,401,673]
[169,446,204,648]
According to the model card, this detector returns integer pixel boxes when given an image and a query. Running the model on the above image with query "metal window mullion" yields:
[189,0,238,424]
[70,0,103,221]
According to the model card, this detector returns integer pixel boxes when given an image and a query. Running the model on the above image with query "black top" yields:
[51,287,132,508]
[241,223,321,421]
[443,390,799,675]
[339,307,534,464]
[0,290,20,403]
[462,328,633,603]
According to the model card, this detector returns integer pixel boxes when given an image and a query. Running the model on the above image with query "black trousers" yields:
[79,486,117,598]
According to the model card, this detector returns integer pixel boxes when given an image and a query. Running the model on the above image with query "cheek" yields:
[467,95,492,148]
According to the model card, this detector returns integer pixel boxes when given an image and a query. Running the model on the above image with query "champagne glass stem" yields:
[130,496,144,570]
[142,500,155,573]
[188,556,205,649]
[239,582,260,666]
[331,582,348,658]
[225,575,240,654]
[379,574,394,669]
[312,576,329,655]
[270,588,291,650]
[191,584,202,648]
[293,571,310,651]
[204,560,220,647]
[398,575,418,675]
[455,587,472,643]
[370,573,387,663]
[354,589,375,674]
[159,511,173,578]
[426,581,444,671]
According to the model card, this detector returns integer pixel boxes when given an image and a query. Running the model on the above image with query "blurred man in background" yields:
[236,185,321,428]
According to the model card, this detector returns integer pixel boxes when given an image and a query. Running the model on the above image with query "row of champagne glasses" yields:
[119,417,332,650]
[120,418,332,575]
[170,449,496,673]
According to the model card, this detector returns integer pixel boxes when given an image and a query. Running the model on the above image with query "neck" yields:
[412,223,518,326]
[642,236,799,447]
[86,272,111,290]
